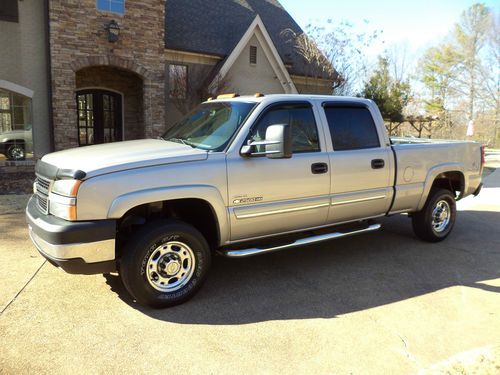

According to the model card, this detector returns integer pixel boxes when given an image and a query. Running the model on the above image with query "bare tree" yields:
[451,3,493,122]
[282,22,381,96]
[280,28,336,94]
[168,59,231,115]
[480,9,499,135]
[386,43,411,83]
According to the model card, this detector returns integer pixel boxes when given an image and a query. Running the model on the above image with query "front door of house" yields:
[76,89,122,146]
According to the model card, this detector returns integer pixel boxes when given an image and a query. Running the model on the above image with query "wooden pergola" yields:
[385,115,441,138]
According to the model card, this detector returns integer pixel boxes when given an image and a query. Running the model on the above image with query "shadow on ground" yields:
[104,206,500,325]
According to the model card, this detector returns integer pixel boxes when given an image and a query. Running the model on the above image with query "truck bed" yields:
[389,138,483,214]
[391,137,470,145]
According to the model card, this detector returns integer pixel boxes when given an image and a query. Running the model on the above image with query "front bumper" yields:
[26,196,117,274]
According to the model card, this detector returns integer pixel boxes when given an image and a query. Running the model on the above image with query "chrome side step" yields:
[221,223,381,258]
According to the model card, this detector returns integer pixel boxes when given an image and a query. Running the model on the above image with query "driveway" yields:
[1,169,499,374]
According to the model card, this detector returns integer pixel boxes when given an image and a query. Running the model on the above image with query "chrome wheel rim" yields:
[431,200,451,233]
[146,241,196,292]
[10,146,24,160]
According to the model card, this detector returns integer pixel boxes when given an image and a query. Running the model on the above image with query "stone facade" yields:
[0,161,36,194]
[49,0,166,150]
[76,66,143,140]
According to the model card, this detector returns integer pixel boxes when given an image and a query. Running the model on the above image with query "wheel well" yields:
[116,198,220,253]
[432,171,465,198]
[5,139,25,146]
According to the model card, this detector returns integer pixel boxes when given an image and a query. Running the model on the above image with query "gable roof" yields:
[210,15,297,93]
[165,0,329,78]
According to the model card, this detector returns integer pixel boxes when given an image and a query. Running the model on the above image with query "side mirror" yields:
[241,124,292,159]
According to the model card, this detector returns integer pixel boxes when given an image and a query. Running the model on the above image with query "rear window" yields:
[324,106,380,151]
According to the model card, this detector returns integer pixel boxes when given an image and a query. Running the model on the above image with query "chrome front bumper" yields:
[29,226,115,264]
[26,195,117,274]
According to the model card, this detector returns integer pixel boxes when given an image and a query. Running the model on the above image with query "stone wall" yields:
[0,161,36,195]
[49,0,166,150]
[76,66,144,140]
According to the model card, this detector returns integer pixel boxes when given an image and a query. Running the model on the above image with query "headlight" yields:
[51,179,81,197]
[49,192,77,220]
[49,179,81,220]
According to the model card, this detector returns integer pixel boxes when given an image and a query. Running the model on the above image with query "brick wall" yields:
[49,0,166,150]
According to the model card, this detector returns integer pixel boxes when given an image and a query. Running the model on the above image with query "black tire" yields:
[6,143,25,160]
[412,188,456,242]
[120,220,211,308]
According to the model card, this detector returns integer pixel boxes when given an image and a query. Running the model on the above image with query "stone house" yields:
[0,0,332,192]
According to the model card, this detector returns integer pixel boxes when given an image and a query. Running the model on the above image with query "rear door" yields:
[226,102,331,241]
[321,102,393,223]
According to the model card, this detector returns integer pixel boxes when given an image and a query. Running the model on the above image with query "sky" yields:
[280,0,499,57]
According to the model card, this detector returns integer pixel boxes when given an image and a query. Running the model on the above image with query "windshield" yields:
[162,101,257,151]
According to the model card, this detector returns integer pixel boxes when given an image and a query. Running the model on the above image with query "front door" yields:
[76,89,122,146]
[227,102,331,241]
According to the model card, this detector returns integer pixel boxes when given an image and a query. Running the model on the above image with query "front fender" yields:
[107,184,230,244]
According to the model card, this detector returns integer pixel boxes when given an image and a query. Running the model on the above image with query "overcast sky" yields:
[280,0,499,57]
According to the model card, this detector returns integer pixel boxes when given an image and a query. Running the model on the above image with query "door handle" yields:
[311,162,328,174]
[371,159,385,169]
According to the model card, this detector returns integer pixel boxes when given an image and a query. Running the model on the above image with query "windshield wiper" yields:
[165,137,196,148]
[168,137,188,145]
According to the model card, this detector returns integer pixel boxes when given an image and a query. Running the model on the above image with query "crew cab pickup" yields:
[26,95,484,307]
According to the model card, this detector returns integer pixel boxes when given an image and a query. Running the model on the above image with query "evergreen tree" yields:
[362,57,411,121]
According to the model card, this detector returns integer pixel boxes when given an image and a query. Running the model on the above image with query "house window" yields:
[96,0,125,14]
[0,88,33,160]
[250,46,257,65]
[169,65,187,99]
[0,0,19,23]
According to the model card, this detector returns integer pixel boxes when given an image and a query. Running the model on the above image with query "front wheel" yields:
[120,220,211,308]
[6,143,25,160]
[412,188,456,242]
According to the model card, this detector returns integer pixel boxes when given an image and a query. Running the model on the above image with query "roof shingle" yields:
[165,0,323,77]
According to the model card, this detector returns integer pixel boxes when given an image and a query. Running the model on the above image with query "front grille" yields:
[37,194,49,214]
[35,176,52,214]
[36,176,51,194]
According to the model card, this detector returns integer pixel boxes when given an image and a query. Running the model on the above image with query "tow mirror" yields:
[241,124,292,159]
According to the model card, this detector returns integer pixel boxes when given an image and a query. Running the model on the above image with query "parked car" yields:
[0,127,32,160]
[26,94,484,308]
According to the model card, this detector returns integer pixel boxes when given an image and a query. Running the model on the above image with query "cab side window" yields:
[324,106,380,151]
[248,104,320,153]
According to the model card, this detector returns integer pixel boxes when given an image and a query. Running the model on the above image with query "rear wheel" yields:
[120,220,211,308]
[412,188,456,242]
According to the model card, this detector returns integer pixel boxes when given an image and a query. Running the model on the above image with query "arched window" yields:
[0,88,33,160]
[76,89,123,146]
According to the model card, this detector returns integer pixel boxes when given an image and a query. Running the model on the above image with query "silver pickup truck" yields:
[26,94,484,307]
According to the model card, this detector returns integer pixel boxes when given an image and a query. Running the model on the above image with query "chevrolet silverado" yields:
[26,94,484,307]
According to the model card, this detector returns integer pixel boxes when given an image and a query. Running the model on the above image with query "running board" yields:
[220,223,381,258]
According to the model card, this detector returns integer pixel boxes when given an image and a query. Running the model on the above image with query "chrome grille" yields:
[37,194,48,213]
[36,176,51,194]
[35,176,52,214]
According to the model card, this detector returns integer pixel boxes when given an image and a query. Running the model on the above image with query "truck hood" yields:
[41,139,208,178]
